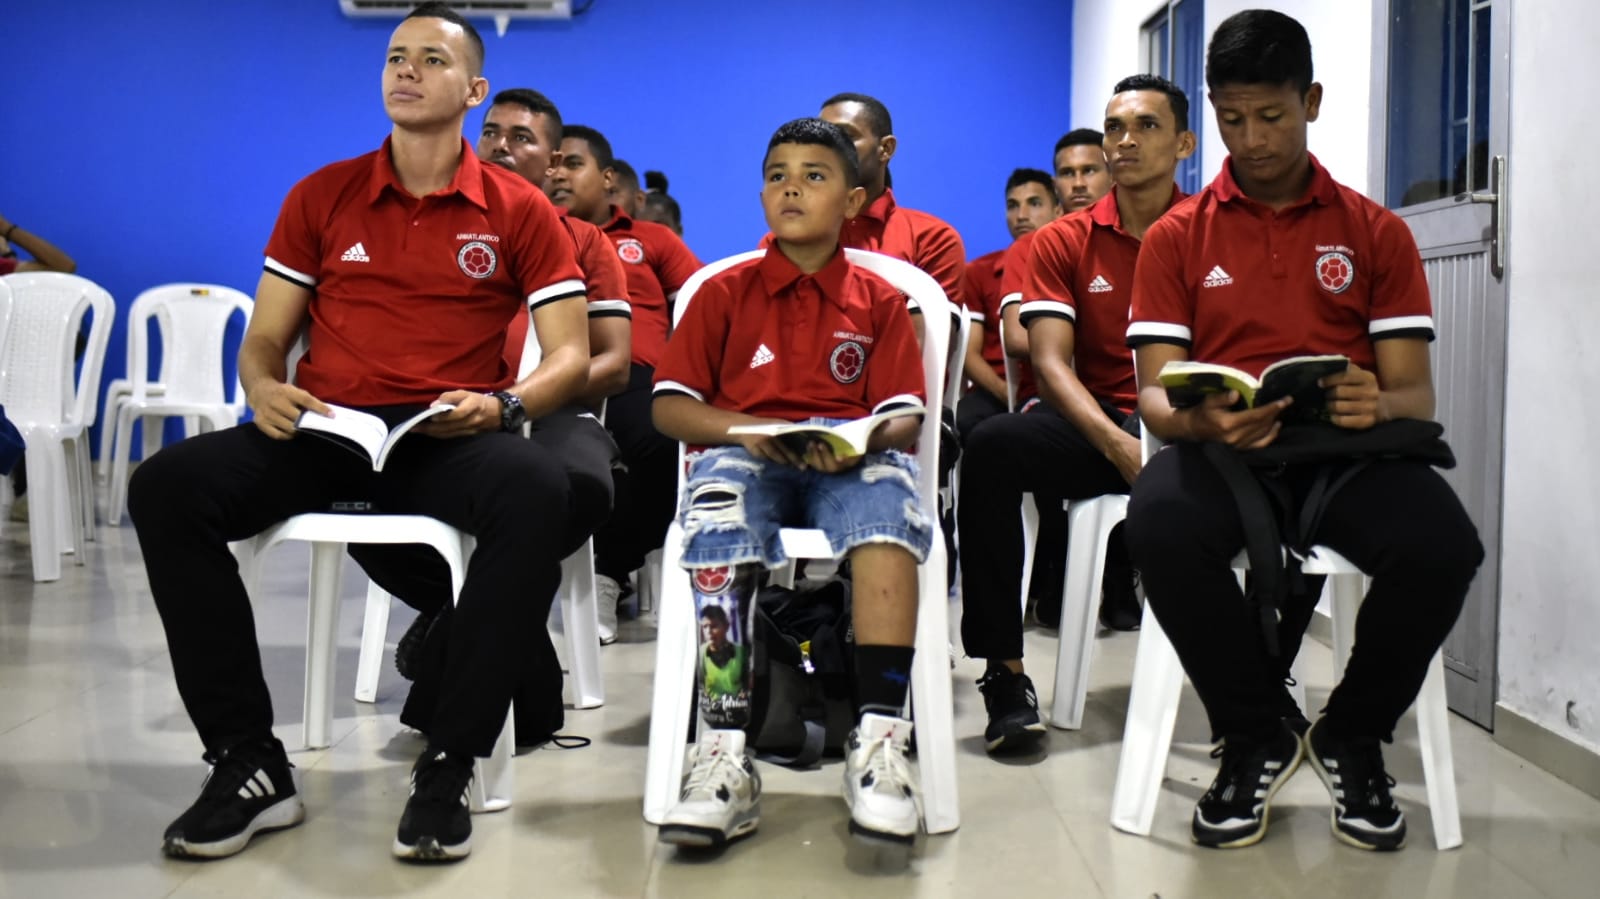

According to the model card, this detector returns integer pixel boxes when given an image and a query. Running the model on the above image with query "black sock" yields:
[855,644,915,718]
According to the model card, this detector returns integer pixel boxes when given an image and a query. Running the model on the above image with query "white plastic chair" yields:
[106,284,252,525]
[642,249,961,835]
[0,273,113,582]
[1048,493,1129,729]
[97,289,169,482]
[1108,432,1461,849]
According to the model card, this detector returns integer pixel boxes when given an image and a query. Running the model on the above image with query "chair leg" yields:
[1110,602,1187,836]
[911,537,961,834]
[471,707,515,814]
[353,581,392,704]
[1052,496,1126,730]
[1018,494,1040,617]
[643,524,699,825]
[24,440,64,582]
[97,381,132,481]
[1415,650,1462,850]
[302,542,344,750]
[141,413,163,466]
[108,406,140,527]
[560,540,605,709]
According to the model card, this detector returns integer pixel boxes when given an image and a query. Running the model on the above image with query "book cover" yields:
[295,403,456,471]
[725,406,924,459]
[1159,355,1349,422]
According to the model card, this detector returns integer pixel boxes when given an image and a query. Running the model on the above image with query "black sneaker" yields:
[162,738,304,859]
[394,610,437,681]
[976,666,1047,754]
[1305,719,1407,851]
[1191,721,1303,848]
[393,747,474,862]
[1098,568,1142,632]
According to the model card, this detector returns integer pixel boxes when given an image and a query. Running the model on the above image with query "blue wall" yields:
[2,0,1072,454]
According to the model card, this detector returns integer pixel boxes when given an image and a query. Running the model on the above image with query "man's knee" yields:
[127,440,210,525]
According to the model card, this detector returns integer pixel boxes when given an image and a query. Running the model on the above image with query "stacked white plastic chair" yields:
[1108,431,1462,849]
[0,273,113,581]
[642,249,961,835]
[105,284,252,525]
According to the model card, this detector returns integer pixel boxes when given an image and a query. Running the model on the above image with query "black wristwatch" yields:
[491,390,526,432]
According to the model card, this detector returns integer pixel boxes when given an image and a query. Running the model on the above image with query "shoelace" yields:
[196,744,281,803]
[856,732,924,813]
[1204,738,1273,805]
[410,752,473,805]
[681,746,747,800]
[1331,740,1397,810]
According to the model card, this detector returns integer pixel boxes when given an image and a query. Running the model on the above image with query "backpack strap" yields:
[1199,442,1291,659]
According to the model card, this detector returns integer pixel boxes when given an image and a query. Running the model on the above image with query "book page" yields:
[296,404,389,465]
[725,406,922,460]
[374,404,456,470]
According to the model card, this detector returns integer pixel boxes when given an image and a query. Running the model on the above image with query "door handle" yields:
[1454,154,1507,279]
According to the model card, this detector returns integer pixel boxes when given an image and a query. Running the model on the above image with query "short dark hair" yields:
[1111,73,1192,132]
[562,124,614,170]
[1006,168,1056,197]
[490,88,561,143]
[403,3,485,76]
[820,91,894,139]
[1206,9,1314,95]
[644,170,669,193]
[1054,129,1105,157]
[699,604,729,627]
[764,117,861,187]
[644,191,682,230]
[612,159,639,191]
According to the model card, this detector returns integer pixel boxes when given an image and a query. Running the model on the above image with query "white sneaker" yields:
[595,575,621,645]
[843,713,921,845]
[659,729,761,848]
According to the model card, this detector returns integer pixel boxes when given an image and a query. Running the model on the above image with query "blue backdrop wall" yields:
[1,0,1073,455]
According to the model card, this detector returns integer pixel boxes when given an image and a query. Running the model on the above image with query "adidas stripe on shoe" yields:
[393,747,475,862]
[1191,721,1303,849]
[161,739,304,859]
[1305,719,1407,851]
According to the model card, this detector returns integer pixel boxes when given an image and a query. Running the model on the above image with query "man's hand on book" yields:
[733,420,808,468]
[1319,364,1380,430]
[415,391,501,438]
[804,441,862,473]
[1182,391,1291,449]
[247,380,330,440]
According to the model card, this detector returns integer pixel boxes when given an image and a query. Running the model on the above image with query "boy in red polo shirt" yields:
[128,5,593,863]
[652,118,931,854]
[958,75,1195,753]
[552,123,702,641]
[1125,10,1483,851]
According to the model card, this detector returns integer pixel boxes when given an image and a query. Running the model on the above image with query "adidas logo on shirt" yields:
[1202,265,1233,287]
[340,242,370,263]
[1087,274,1113,293]
[750,344,775,369]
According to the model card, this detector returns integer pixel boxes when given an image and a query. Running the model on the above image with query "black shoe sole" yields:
[984,722,1048,755]
[658,820,758,849]
[392,834,471,862]
[848,819,916,846]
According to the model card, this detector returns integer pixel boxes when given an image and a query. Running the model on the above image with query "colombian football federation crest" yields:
[1316,251,1355,294]
[616,238,646,265]
[457,241,497,279]
[692,565,735,596]
[829,340,866,384]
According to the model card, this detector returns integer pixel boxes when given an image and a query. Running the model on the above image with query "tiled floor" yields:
[3,519,1598,898]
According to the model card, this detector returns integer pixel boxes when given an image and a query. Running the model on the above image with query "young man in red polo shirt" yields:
[957,75,1196,753]
[128,5,593,863]
[551,124,702,641]
[1125,10,1482,851]
[959,168,1060,439]
[652,118,931,854]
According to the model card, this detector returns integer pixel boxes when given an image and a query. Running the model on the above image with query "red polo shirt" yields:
[597,205,701,369]
[1128,155,1433,376]
[654,246,925,423]
[263,137,583,406]
[503,211,630,370]
[1020,187,1187,413]
[963,248,1006,383]
[0,257,15,276]
[840,188,967,312]
[996,229,1040,402]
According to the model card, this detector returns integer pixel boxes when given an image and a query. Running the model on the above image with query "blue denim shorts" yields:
[677,438,933,570]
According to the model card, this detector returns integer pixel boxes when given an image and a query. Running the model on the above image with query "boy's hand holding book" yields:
[414,390,505,438]
[247,379,331,440]
[1179,391,1293,449]
[1319,363,1381,430]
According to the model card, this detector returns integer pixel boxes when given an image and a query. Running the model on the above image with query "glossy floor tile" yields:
[2,520,1598,898]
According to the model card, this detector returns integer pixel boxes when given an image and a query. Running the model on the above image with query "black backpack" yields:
[745,578,856,768]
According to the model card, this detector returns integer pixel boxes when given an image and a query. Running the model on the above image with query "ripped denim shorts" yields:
[678,427,933,570]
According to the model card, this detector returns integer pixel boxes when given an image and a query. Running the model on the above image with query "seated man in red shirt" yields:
[959,75,1196,754]
[959,167,1060,440]
[652,118,931,855]
[1125,10,1482,851]
[128,4,592,864]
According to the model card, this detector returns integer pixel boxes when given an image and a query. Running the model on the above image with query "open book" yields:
[725,406,923,459]
[295,403,455,471]
[1159,355,1349,422]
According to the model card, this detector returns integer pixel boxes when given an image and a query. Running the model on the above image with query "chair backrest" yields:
[127,283,253,406]
[0,272,114,428]
[946,305,971,416]
[670,249,953,514]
